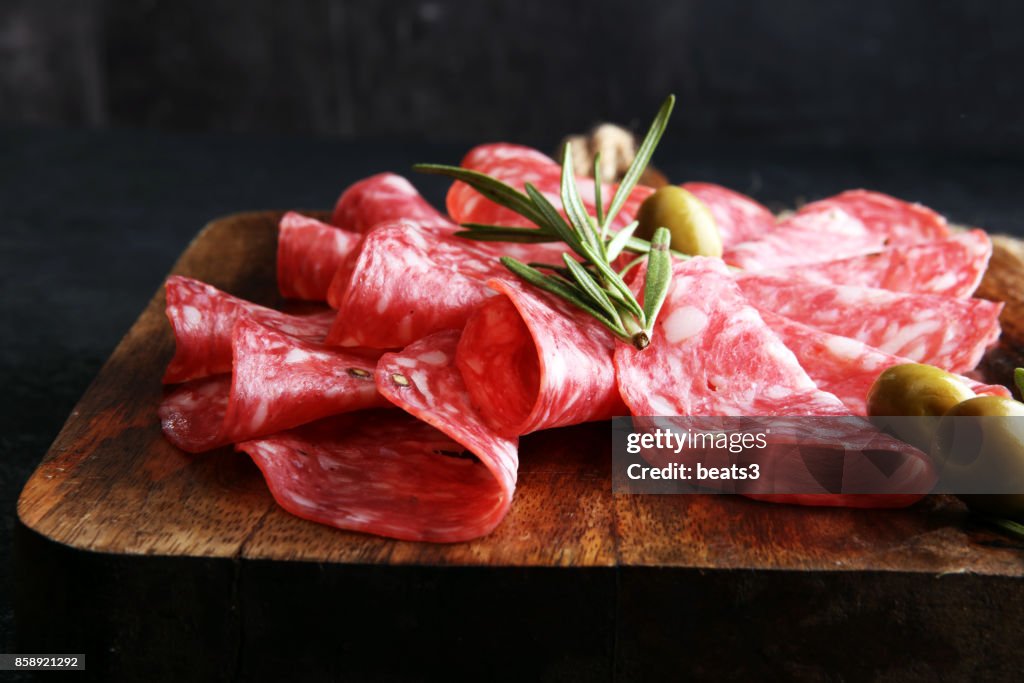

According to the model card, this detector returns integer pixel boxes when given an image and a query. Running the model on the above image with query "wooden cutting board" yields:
[15,212,1024,682]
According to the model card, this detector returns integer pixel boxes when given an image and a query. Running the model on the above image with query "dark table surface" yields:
[2,127,1024,657]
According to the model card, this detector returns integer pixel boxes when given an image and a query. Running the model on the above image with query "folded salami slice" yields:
[768,230,992,298]
[760,311,1009,415]
[164,276,335,383]
[235,330,516,542]
[736,273,1003,373]
[796,189,950,245]
[681,182,776,246]
[615,258,933,507]
[724,207,886,270]
[277,212,362,301]
[457,278,626,437]
[160,319,385,452]
[446,143,652,231]
[331,173,454,233]
[325,222,508,349]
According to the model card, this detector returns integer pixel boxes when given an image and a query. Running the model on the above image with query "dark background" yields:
[2,0,1023,673]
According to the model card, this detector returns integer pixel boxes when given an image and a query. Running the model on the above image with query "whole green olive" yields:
[931,396,1024,518]
[866,363,976,451]
[636,186,722,257]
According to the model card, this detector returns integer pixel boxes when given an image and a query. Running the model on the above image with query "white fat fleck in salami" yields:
[680,182,777,246]
[324,221,513,348]
[330,173,455,234]
[277,212,362,302]
[759,311,1009,415]
[766,230,992,298]
[724,207,886,270]
[159,318,385,453]
[163,276,336,383]
[735,273,1003,373]
[456,277,627,437]
[237,408,510,543]
[615,257,850,417]
[795,189,950,245]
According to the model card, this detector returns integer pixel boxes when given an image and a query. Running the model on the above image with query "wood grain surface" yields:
[17,211,1024,574]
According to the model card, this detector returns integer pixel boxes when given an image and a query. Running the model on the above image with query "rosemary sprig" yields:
[415,95,678,349]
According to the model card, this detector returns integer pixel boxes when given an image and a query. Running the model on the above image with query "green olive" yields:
[866,363,976,451]
[931,396,1024,518]
[636,186,722,257]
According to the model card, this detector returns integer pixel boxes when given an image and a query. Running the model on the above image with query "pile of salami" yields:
[159,143,1006,542]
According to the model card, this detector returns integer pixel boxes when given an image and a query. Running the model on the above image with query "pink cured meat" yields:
[331,173,454,234]
[796,189,950,245]
[614,258,932,507]
[760,311,1009,415]
[277,212,362,301]
[160,319,386,452]
[681,182,776,246]
[724,207,886,270]
[736,273,1003,373]
[456,277,627,437]
[235,330,516,542]
[446,143,653,232]
[769,230,992,298]
[325,222,508,349]
[163,276,335,383]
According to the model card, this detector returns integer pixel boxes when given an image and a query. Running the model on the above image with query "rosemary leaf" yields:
[623,235,691,260]
[523,183,586,254]
[584,248,645,321]
[593,152,605,230]
[980,515,1024,541]
[562,254,619,322]
[602,95,675,232]
[641,227,673,333]
[560,142,604,256]
[413,163,548,228]
[605,221,639,262]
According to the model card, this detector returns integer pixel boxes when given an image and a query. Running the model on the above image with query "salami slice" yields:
[724,207,886,270]
[325,222,508,349]
[796,189,950,245]
[736,273,1002,373]
[277,212,362,301]
[160,319,385,452]
[163,276,335,383]
[769,230,992,298]
[681,182,776,246]
[760,311,1009,415]
[456,277,627,437]
[331,173,454,233]
[446,143,653,231]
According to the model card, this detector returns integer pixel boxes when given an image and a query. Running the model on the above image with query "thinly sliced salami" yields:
[736,273,1002,373]
[277,212,362,301]
[724,207,886,270]
[325,222,507,348]
[163,276,335,383]
[160,319,385,452]
[331,173,454,233]
[769,230,992,298]
[796,189,950,245]
[681,182,776,246]
[446,143,652,231]
[760,311,1009,415]
[456,277,626,437]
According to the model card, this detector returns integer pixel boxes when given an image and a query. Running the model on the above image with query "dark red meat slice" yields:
[796,189,950,245]
[760,311,1009,415]
[456,277,627,437]
[325,222,508,348]
[446,143,652,232]
[768,230,992,298]
[277,212,362,301]
[160,319,385,452]
[163,276,335,383]
[736,273,1002,373]
[681,182,776,246]
[724,207,886,270]
[331,173,454,233]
